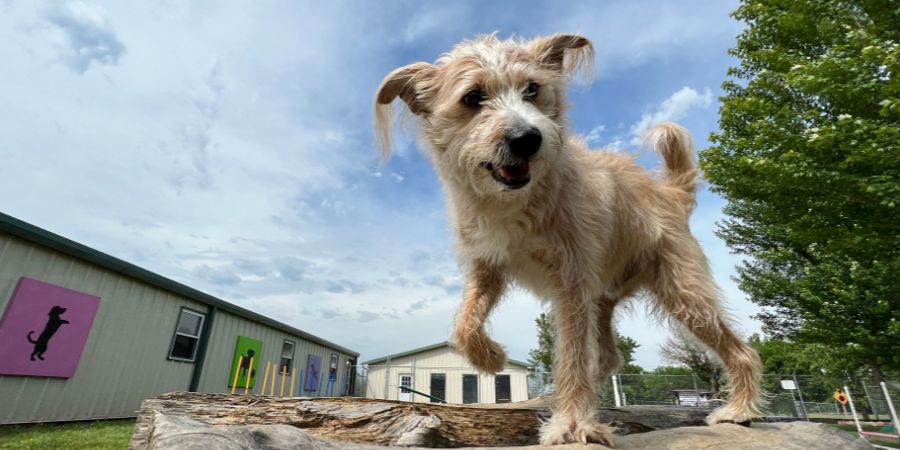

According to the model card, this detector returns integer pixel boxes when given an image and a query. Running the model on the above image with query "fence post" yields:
[844,385,864,434]
[691,373,700,407]
[611,374,622,407]
[881,381,900,436]
[792,370,809,421]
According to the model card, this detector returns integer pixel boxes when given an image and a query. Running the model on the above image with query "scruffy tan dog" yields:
[375,34,763,446]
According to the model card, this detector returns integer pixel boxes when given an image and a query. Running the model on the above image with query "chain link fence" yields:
[862,380,900,422]
[352,363,898,425]
[524,369,900,422]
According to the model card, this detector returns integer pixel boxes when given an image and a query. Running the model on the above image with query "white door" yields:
[399,374,413,401]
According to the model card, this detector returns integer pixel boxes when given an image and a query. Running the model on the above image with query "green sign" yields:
[229,336,262,388]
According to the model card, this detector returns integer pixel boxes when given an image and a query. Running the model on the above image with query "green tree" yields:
[528,312,555,385]
[527,312,643,385]
[749,335,887,418]
[660,333,724,396]
[700,0,900,376]
[617,334,643,374]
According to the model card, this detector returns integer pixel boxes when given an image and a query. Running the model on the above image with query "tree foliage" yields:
[748,334,888,417]
[527,312,643,385]
[700,0,900,374]
[749,335,838,400]
[528,312,556,385]
[660,332,724,396]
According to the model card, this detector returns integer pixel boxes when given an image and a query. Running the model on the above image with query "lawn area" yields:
[0,419,134,450]
[831,423,900,449]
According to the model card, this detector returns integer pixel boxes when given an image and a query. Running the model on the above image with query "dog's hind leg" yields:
[451,260,508,374]
[584,302,622,444]
[540,290,614,446]
[653,236,764,426]
[594,301,622,383]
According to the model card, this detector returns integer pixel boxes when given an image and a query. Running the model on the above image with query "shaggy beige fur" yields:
[375,33,763,446]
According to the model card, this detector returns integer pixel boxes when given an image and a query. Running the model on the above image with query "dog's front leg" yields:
[451,260,507,374]
[540,290,615,447]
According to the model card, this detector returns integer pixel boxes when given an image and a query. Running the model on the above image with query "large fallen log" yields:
[129,392,871,449]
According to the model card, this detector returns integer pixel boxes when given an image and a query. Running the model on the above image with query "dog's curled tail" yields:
[27,331,38,344]
[645,122,698,211]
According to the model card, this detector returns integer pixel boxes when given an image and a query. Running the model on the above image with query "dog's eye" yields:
[524,82,539,100]
[462,89,484,107]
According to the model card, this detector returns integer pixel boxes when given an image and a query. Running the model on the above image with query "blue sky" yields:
[0,0,757,369]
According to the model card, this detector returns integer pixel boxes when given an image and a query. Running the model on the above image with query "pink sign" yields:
[0,277,101,378]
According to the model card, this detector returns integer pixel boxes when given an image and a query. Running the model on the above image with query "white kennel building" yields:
[363,342,530,404]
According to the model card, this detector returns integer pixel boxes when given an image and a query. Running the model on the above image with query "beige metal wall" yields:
[197,311,356,397]
[365,346,529,404]
[0,230,358,424]
[0,233,205,424]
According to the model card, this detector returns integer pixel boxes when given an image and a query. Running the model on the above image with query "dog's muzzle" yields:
[479,127,541,190]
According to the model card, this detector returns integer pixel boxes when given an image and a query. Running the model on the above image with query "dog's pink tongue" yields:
[500,162,530,179]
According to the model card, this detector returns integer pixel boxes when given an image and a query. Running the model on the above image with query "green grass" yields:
[0,419,134,450]
[831,424,900,449]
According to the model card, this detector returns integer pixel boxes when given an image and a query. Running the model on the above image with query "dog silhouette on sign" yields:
[27,306,69,361]
[240,348,256,379]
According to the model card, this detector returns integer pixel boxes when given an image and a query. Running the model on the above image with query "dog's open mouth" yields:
[481,162,531,189]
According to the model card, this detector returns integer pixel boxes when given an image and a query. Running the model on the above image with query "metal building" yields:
[363,342,530,404]
[0,212,358,424]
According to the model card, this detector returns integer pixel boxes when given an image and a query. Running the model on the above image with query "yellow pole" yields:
[280,366,287,397]
[269,363,277,396]
[289,368,296,398]
[230,356,243,395]
[244,357,254,395]
[261,361,271,395]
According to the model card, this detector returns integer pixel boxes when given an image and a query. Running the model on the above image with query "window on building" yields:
[462,374,478,404]
[168,308,205,362]
[430,373,446,403]
[329,353,339,378]
[495,374,511,403]
[280,340,295,374]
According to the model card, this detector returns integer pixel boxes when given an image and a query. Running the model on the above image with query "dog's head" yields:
[375,34,593,199]
[49,306,66,317]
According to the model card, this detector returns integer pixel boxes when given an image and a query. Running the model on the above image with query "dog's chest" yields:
[462,217,558,283]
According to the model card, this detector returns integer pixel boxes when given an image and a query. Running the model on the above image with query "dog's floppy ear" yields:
[374,62,438,161]
[529,34,594,81]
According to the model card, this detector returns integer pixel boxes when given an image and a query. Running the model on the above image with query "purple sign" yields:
[304,354,321,392]
[0,277,101,378]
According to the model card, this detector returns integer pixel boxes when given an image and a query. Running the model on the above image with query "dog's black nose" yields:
[507,127,542,160]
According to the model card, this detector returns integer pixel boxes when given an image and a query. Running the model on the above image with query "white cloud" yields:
[400,3,470,44]
[630,86,713,145]
[586,125,606,145]
[0,0,757,369]
[550,0,743,77]
[44,1,125,73]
